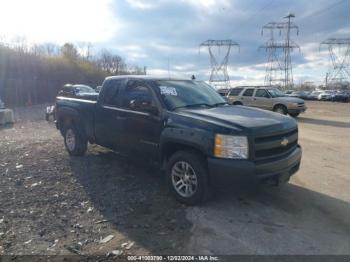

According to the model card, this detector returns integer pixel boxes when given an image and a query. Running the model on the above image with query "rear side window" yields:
[242,89,254,97]
[255,89,269,98]
[229,88,243,96]
[102,80,123,106]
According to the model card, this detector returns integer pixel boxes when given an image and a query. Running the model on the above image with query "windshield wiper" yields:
[212,102,228,107]
[173,103,213,110]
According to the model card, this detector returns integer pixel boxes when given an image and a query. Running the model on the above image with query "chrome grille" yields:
[254,128,298,162]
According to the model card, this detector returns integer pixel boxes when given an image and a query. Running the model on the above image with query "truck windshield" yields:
[155,80,226,110]
[267,88,286,98]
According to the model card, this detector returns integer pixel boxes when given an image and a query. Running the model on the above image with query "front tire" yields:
[64,125,87,156]
[273,105,287,115]
[166,151,210,205]
[289,113,300,117]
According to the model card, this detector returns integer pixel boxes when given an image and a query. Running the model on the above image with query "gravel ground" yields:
[0,101,350,256]
[0,104,190,256]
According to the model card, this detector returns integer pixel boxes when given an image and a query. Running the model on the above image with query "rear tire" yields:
[64,125,87,156]
[273,105,287,115]
[233,101,243,105]
[289,113,300,117]
[166,151,210,205]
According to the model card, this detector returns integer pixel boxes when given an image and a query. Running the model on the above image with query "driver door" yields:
[118,80,163,159]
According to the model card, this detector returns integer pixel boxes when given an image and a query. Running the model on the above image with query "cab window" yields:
[229,88,243,96]
[255,89,269,98]
[242,89,254,97]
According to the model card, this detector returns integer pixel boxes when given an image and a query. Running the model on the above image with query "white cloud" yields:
[185,0,231,12]
[126,0,157,9]
[0,0,118,44]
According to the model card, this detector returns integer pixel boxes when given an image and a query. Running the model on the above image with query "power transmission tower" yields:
[260,27,284,86]
[320,38,350,87]
[200,40,239,89]
[260,14,300,89]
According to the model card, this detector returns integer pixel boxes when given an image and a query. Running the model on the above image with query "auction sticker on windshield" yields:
[160,86,177,96]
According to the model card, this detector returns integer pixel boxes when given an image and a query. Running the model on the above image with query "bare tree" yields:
[97,49,126,74]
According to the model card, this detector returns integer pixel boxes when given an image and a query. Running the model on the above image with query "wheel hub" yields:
[171,161,198,198]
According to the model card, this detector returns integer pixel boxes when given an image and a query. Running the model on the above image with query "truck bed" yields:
[56,96,97,142]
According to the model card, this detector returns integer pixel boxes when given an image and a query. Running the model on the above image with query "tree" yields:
[61,43,79,61]
[97,49,126,74]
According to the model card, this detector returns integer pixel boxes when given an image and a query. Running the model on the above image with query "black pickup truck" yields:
[55,76,302,205]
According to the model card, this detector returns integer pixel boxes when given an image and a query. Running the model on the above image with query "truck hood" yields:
[273,96,305,103]
[174,105,297,135]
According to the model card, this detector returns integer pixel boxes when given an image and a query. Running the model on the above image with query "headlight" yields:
[292,102,299,107]
[214,134,248,159]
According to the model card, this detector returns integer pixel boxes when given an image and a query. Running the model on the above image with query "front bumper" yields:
[207,145,302,187]
[288,107,306,114]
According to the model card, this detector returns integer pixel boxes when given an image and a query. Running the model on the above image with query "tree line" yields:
[0,40,146,107]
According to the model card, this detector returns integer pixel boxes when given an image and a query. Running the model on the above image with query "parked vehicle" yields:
[55,76,302,205]
[331,91,350,102]
[289,91,310,100]
[217,88,230,97]
[45,105,56,121]
[307,91,323,100]
[318,91,334,101]
[284,90,294,95]
[58,84,98,101]
[95,86,102,93]
[226,86,306,117]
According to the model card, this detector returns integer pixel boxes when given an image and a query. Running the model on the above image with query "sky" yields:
[0,0,350,86]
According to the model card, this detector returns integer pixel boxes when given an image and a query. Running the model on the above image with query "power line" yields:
[301,0,347,20]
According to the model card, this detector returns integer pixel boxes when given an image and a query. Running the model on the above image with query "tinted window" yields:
[229,88,243,96]
[121,81,153,111]
[102,80,123,106]
[243,89,254,97]
[255,89,269,98]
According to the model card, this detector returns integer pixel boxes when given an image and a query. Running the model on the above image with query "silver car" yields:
[226,86,307,117]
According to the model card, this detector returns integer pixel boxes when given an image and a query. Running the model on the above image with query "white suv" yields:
[225,86,307,117]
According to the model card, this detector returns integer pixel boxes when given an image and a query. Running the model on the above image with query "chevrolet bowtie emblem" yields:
[281,138,289,146]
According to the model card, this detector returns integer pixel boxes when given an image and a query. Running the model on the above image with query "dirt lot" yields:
[0,101,350,256]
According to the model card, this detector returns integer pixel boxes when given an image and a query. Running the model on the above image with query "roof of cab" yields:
[105,75,190,81]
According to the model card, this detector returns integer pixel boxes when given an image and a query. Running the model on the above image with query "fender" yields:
[159,127,214,162]
[56,106,86,138]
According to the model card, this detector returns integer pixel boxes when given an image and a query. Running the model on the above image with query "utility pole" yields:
[320,38,350,88]
[260,14,300,90]
[200,40,239,89]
